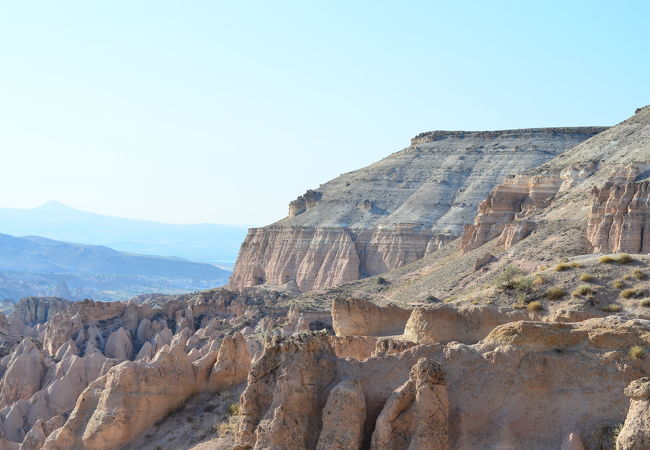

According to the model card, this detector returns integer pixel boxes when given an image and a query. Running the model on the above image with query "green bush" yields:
[494,265,527,290]
[228,403,241,416]
[376,276,388,285]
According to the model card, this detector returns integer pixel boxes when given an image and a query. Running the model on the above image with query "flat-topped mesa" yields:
[410,127,608,146]
[231,127,605,291]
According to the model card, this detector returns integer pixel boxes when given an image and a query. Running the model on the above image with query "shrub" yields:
[494,265,527,289]
[633,269,646,280]
[616,254,634,264]
[570,261,583,268]
[425,295,440,303]
[216,422,234,436]
[527,301,543,311]
[228,403,241,416]
[621,288,637,299]
[598,255,615,263]
[612,279,624,289]
[545,286,566,300]
[376,276,388,285]
[533,274,546,285]
[641,298,650,308]
[579,273,594,282]
[512,277,533,293]
[601,304,623,312]
[629,345,646,360]
[572,285,593,297]
[554,262,572,272]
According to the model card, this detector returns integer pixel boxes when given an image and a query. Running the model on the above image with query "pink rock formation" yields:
[332,298,412,337]
[370,358,448,450]
[461,174,563,252]
[229,226,442,291]
[617,377,650,450]
[587,181,650,253]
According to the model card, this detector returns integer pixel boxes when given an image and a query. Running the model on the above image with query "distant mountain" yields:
[0,232,230,301]
[0,202,249,266]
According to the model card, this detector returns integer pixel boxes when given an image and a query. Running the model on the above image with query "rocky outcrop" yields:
[403,304,532,345]
[617,377,650,450]
[44,331,252,450]
[370,358,448,450]
[234,314,650,450]
[332,298,411,337]
[316,379,366,450]
[232,128,604,291]
[587,180,650,253]
[461,174,563,251]
[235,332,338,450]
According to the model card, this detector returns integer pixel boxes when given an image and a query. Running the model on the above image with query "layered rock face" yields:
[234,315,650,450]
[587,180,650,253]
[231,128,605,291]
[461,173,564,251]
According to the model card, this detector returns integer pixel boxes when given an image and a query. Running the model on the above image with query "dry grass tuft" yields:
[579,273,594,282]
[527,301,543,312]
[601,304,623,313]
[572,285,594,297]
[545,286,566,300]
[554,263,572,272]
[612,279,624,289]
[629,345,646,360]
[621,288,638,299]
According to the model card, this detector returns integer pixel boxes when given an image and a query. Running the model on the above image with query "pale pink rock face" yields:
[230,128,602,292]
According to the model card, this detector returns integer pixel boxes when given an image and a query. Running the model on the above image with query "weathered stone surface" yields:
[587,180,650,253]
[461,174,563,252]
[404,304,532,345]
[231,128,604,291]
[370,358,448,450]
[617,377,650,450]
[235,332,337,450]
[316,379,366,450]
[332,298,411,337]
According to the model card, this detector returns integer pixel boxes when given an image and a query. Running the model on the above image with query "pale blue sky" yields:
[1,1,648,225]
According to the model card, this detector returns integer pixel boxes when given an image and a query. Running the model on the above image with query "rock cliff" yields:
[231,128,605,291]
[587,180,650,253]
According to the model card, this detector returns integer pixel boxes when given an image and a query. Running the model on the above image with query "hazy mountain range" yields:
[0,202,248,301]
[0,232,231,302]
[0,201,249,266]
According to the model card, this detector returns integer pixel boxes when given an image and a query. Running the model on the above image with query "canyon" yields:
[3,107,650,449]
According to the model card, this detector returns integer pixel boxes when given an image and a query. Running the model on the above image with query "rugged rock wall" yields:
[332,298,411,337]
[231,128,605,291]
[461,174,564,251]
[234,316,650,450]
[617,377,650,450]
[587,180,650,253]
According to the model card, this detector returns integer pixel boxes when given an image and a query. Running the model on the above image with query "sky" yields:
[1,1,649,226]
